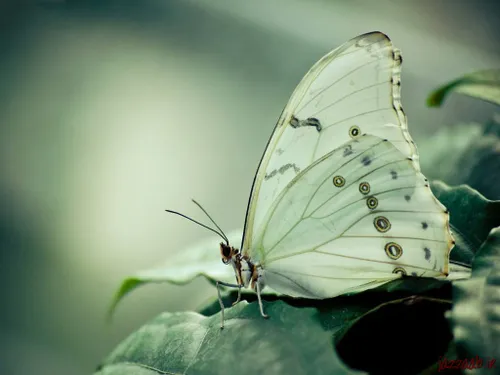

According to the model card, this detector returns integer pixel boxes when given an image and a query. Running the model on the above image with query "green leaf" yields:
[427,69,500,107]
[100,276,454,375]
[95,363,163,375]
[430,181,500,264]
[106,230,262,321]
[419,119,500,201]
[196,277,451,321]
[197,278,453,374]
[97,300,367,375]
[418,123,484,186]
[447,227,500,374]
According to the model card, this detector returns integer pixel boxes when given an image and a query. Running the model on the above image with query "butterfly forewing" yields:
[242,32,417,254]
[250,135,452,299]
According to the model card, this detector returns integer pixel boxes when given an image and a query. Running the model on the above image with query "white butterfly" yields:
[168,32,454,328]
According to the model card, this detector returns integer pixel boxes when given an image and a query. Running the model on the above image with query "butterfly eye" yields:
[373,216,391,232]
[349,125,361,138]
[359,182,370,195]
[385,242,403,259]
[392,267,407,276]
[332,175,345,187]
[220,243,232,263]
[366,196,378,210]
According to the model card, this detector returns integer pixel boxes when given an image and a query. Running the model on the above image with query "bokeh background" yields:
[0,1,499,374]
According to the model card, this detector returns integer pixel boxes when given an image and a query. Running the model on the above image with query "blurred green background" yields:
[0,1,499,374]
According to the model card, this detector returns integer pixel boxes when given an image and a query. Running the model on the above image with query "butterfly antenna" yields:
[165,209,228,245]
[191,199,229,245]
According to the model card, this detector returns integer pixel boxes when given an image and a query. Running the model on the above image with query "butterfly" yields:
[167,31,454,329]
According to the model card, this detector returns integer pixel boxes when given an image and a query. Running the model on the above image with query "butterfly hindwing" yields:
[249,135,452,298]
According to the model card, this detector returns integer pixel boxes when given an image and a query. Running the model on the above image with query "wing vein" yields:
[296,59,379,115]
[310,82,387,118]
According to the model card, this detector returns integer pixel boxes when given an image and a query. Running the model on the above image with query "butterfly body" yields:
[220,243,260,290]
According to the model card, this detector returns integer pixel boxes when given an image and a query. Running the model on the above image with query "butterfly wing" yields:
[242,31,417,254]
[253,135,453,298]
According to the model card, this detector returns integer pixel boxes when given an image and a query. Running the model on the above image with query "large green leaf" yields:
[420,119,500,200]
[446,227,500,374]
[95,364,162,375]
[99,277,454,375]
[430,181,500,264]
[427,69,500,107]
[418,123,484,187]
[97,300,367,375]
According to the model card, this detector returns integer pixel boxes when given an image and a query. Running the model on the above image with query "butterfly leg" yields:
[232,286,242,306]
[216,280,243,329]
[255,280,269,319]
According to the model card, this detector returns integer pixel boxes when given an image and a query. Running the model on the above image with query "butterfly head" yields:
[220,242,239,265]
